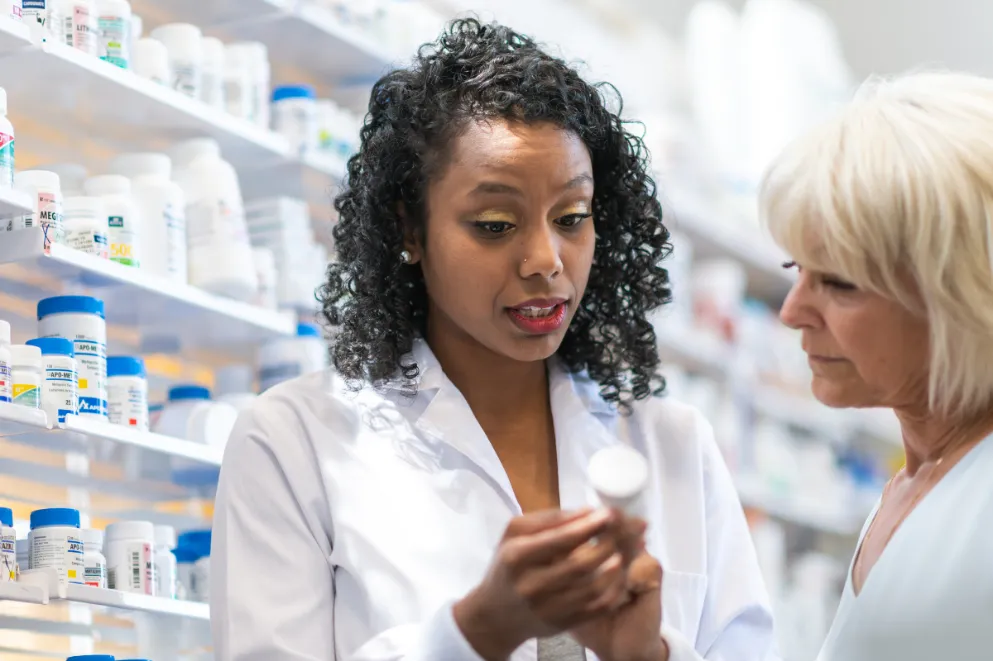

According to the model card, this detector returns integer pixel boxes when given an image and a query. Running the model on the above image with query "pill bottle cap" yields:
[30,507,81,529]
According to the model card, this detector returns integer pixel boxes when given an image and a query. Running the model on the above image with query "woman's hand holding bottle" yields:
[453,508,646,660]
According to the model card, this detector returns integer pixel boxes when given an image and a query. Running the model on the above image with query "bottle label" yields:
[71,338,107,418]
[66,228,109,259]
[37,190,65,250]
[84,559,106,588]
[108,215,138,267]
[43,365,77,424]
[12,381,40,407]
[0,132,13,189]
[0,361,11,403]
[107,541,155,594]
[30,530,85,586]
[98,15,129,68]
[65,5,97,55]
[164,201,187,278]
[172,62,200,98]
[1,529,14,583]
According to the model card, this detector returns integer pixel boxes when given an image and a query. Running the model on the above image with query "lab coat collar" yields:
[403,338,620,513]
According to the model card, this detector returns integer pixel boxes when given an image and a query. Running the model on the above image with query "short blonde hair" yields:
[760,71,993,418]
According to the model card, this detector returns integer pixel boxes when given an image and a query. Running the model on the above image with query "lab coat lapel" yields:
[408,341,519,512]
[548,361,621,512]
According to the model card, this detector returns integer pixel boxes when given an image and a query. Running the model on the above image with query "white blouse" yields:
[210,340,778,661]
[818,434,993,661]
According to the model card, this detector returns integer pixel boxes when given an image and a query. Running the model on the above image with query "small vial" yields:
[587,445,650,520]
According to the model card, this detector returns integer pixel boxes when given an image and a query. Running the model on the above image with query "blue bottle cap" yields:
[167,385,210,401]
[0,506,12,527]
[37,295,105,320]
[107,356,146,378]
[272,84,316,103]
[172,545,201,564]
[30,508,80,529]
[26,337,75,357]
[296,323,321,338]
[67,656,116,661]
[177,529,212,551]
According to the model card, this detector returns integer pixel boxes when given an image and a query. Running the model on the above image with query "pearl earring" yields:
[400,250,413,264]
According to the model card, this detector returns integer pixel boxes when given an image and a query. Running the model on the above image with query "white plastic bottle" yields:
[25,337,77,424]
[223,42,251,120]
[0,320,11,404]
[0,506,14,583]
[84,174,140,268]
[131,36,168,85]
[106,355,147,430]
[14,170,64,248]
[81,527,107,588]
[226,42,269,127]
[272,85,318,155]
[42,162,87,195]
[169,138,257,300]
[105,520,156,595]
[258,323,328,392]
[150,22,201,99]
[6,1,21,22]
[60,0,98,55]
[200,36,225,109]
[21,0,58,39]
[63,196,109,258]
[0,88,14,190]
[108,152,186,283]
[28,507,84,588]
[96,0,129,69]
[153,524,177,599]
[9,344,42,409]
[37,295,107,420]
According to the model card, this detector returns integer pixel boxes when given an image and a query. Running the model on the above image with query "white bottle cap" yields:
[105,520,155,542]
[131,13,143,40]
[109,152,172,180]
[149,23,203,51]
[64,196,106,217]
[39,164,88,196]
[202,36,225,68]
[132,37,170,82]
[0,319,9,345]
[154,524,176,549]
[9,344,42,368]
[169,138,221,166]
[15,170,60,192]
[84,175,131,196]
[82,527,104,550]
[588,445,649,518]
[214,364,255,396]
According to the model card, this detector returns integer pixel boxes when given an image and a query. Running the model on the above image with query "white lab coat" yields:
[211,339,777,661]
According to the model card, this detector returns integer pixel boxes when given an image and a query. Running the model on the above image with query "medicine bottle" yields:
[9,344,42,409]
[28,507,84,588]
[0,88,14,189]
[81,527,107,588]
[0,319,11,404]
[63,196,109,259]
[84,174,141,268]
[25,337,77,424]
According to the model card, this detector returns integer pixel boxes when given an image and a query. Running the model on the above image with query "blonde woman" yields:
[760,71,993,661]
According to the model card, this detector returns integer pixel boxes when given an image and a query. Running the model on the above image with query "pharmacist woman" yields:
[211,19,777,661]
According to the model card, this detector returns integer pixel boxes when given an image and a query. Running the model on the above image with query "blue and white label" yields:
[72,338,106,418]
[0,361,11,403]
[42,364,77,424]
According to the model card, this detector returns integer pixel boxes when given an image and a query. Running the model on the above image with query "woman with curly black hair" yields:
[211,18,776,661]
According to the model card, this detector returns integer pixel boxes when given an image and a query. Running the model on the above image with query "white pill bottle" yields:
[106,355,147,431]
[96,0,130,69]
[81,527,107,588]
[105,520,156,595]
[14,169,64,248]
[84,174,141,268]
[59,0,98,55]
[0,320,12,404]
[28,507,84,588]
[153,524,177,599]
[25,336,77,424]
[37,295,107,420]
[108,152,186,283]
[10,344,42,409]
[0,88,14,190]
[0,506,15,583]
[170,138,256,301]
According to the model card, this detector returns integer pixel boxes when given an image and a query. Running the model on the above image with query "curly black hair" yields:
[319,18,672,410]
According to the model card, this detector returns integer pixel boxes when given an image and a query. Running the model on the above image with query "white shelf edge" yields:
[31,237,297,337]
[0,187,34,219]
[293,2,394,66]
[62,415,224,466]
[0,401,50,434]
[0,580,49,605]
[63,584,210,620]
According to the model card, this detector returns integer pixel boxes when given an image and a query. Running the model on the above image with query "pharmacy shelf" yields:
[0,185,32,219]
[736,475,867,536]
[655,321,729,378]
[62,415,223,466]
[0,227,296,352]
[0,581,52,606]
[1,40,288,165]
[64,585,210,620]
[0,14,30,55]
[136,0,394,83]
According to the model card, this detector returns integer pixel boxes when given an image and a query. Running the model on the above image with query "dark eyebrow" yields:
[469,174,593,197]
[563,174,594,191]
